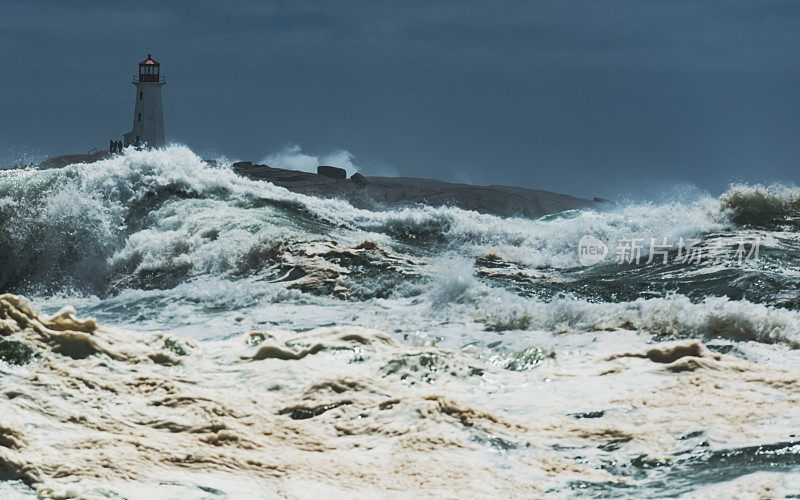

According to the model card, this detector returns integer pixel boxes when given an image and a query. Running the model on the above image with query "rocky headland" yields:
[233,161,608,218]
[33,153,608,219]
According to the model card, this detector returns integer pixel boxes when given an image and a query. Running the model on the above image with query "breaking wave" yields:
[3,146,800,497]
[480,293,800,346]
[0,145,775,297]
[720,183,800,228]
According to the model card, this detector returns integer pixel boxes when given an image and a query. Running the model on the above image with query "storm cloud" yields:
[1,0,798,197]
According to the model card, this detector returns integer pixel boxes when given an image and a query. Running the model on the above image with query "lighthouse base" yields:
[123,131,139,148]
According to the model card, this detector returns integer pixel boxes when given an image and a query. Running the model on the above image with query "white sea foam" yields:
[2,146,798,348]
[0,145,747,294]
[3,147,800,496]
[477,292,800,346]
[4,294,800,498]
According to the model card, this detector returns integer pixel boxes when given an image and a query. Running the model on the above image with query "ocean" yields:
[1,145,800,498]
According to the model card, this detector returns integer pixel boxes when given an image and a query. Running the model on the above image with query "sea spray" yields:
[0,146,745,296]
[4,147,800,496]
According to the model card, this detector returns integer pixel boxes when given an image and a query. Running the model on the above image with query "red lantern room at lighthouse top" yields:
[138,54,161,82]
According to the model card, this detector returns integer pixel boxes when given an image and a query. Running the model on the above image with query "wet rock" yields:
[236,164,604,218]
[36,152,114,170]
[351,173,367,186]
[317,165,347,179]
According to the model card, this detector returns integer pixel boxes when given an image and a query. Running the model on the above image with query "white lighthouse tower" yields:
[124,54,165,148]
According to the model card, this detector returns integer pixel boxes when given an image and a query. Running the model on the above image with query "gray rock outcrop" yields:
[317,165,347,179]
[232,162,603,218]
[350,173,368,186]
[37,152,114,170]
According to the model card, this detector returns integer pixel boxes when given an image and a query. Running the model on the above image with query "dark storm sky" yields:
[1,0,799,199]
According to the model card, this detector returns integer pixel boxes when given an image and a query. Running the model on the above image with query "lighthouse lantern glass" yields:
[138,58,161,82]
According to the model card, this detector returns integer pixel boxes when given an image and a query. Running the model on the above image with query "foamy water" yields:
[1,146,800,497]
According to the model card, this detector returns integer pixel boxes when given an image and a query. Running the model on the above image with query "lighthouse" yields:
[124,54,165,148]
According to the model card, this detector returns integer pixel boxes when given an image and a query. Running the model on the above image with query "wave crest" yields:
[720,183,800,228]
[482,294,800,346]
